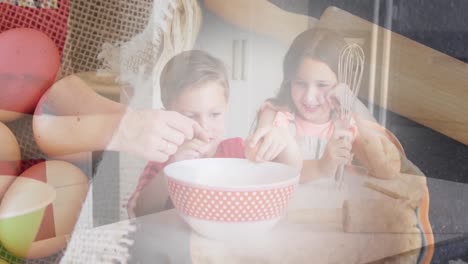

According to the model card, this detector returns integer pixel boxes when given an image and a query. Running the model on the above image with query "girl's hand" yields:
[168,138,214,163]
[320,129,353,174]
[245,126,289,162]
[325,83,354,110]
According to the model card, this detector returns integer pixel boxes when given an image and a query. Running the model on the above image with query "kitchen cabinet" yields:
[195,11,289,138]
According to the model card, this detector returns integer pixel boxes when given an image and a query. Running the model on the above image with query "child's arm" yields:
[132,138,213,217]
[326,84,400,178]
[254,102,281,130]
[134,171,171,217]
[274,132,303,169]
[300,129,353,183]
[133,137,218,216]
[249,101,301,168]
[246,125,302,169]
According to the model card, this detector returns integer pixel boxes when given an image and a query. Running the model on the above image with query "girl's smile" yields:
[291,58,337,124]
[301,103,321,113]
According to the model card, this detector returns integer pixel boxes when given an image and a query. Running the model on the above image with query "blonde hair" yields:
[98,0,203,108]
[160,50,229,109]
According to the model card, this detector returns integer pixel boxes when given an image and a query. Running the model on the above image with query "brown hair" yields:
[272,28,347,110]
[160,50,229,108]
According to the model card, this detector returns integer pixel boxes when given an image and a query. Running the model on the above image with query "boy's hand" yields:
[245,126,289,162]
[168,138,213,163]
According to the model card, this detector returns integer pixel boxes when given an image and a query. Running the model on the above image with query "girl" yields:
[128,50,302,217]
[251,28,433,263]
[251,28,402,182]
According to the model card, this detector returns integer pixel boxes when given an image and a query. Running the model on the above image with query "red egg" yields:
[0,28,60,122]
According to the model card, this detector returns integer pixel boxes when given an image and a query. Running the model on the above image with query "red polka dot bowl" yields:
[164,158,300,240]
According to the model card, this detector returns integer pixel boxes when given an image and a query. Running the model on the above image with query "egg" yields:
[0,177,55,259]
[15,160,89,259]
[0,28,60,122]
[0,121,21,176]
[0,175,16,201]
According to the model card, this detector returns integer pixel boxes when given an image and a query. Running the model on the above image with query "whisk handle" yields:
[335,164,345,187]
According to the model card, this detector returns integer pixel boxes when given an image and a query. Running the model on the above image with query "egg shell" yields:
[0,175,16,201]
[0,122,21,176]
[0,110,24,123]
[0,28,60,122]
[18,160,89,259]
[0,177,55,258]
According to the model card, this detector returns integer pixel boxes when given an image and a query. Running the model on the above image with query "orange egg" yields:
[18,160,89,259]
[0,122,21,176]
[0,28,60,122]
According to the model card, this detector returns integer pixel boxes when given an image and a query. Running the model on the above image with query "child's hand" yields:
[245,126,289,162]
[325,83,354,110]
[320,129,353,174]
[168,138,213,163]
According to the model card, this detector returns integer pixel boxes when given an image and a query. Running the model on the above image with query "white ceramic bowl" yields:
[164,158,300,241]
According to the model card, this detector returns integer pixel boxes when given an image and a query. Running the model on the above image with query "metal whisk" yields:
[334,43,365,188]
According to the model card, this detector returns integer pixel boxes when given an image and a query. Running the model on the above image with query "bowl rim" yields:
[0,177,56,219]
[164,158,300,191]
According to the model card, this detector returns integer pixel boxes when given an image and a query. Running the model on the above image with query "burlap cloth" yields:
[60,0,153,78]
[1,0,200,262]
